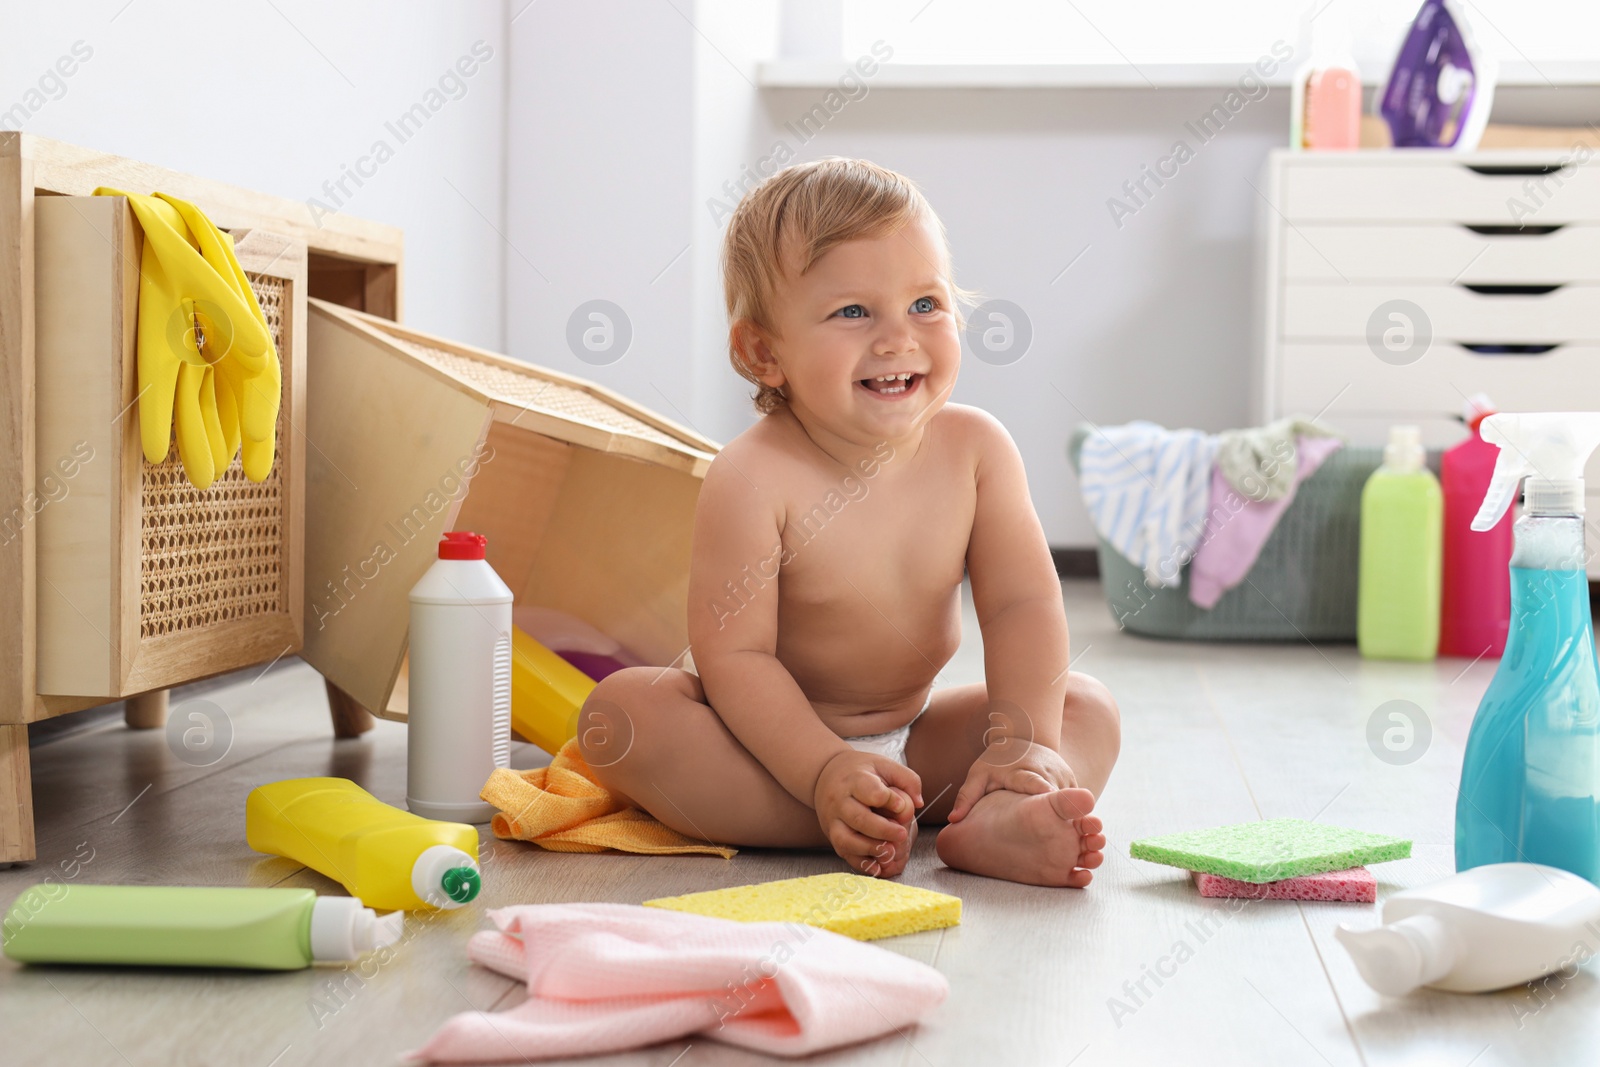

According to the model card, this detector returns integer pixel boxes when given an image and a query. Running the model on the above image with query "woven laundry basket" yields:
[1068,426,1440,642]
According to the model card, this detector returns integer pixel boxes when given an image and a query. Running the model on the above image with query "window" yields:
[817,0,1600,78]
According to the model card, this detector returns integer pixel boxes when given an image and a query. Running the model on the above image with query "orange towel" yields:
[480,740,736,858]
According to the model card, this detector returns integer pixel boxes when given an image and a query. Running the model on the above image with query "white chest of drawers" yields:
[1254,147,1600,576]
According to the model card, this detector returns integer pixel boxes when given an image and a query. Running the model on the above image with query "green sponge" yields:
[1130,819,1411,884]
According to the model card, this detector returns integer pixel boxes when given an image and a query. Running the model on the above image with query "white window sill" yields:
[758,60,1600,90]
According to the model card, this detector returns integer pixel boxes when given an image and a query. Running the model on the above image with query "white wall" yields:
[688,2,784,443]
[1,0,507,350]
[502,0,700,427]
[502,1,792,446]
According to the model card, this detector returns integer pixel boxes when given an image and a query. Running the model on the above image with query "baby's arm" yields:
[947,409,1077,819]
[687,453,919,856]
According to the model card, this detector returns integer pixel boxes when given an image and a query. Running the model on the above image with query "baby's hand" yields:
[813,750,922,876]
[947,741,1077,823]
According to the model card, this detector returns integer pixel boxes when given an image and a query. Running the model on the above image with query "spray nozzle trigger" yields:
[1472,413,1600,530]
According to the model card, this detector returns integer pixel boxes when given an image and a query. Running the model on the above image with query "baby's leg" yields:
[904,673,1120,887]
[576,667,828,850]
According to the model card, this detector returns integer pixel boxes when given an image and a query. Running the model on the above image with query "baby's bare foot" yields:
[935,787,1105,887]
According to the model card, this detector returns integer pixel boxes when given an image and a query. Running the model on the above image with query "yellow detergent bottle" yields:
[246,777,482,911]
[512,626,597,754]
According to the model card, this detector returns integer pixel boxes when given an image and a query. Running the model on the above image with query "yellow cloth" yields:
[94,187,281,490]
[481,740,736,858]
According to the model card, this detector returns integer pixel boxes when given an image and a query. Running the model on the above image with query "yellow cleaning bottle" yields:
[246,778,482,911]
[511,626,596,755]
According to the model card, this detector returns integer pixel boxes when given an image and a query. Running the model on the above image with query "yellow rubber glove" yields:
[93,187,282,489]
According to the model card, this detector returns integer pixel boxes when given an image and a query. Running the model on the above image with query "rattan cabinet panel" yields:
[33,196,305,698]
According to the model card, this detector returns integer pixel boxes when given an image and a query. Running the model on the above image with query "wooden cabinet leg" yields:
[124,689,169,730]
[0,724,35,866]
[325,679,375,738]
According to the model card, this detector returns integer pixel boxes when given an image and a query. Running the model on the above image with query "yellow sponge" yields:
[643,873,960,941]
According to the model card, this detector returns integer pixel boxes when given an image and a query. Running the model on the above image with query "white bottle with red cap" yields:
[407,531,513,823]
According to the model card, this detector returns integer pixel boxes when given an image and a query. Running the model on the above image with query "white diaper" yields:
[844,696,931,766]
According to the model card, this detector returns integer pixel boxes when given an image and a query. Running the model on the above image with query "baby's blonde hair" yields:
[721,158,960,414]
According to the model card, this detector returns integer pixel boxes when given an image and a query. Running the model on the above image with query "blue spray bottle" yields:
[1456,413,1600,883]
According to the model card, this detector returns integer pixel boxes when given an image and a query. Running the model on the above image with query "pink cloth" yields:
[1192,866,1376,902]
[408,903,948,1063]
[1188,435,1344,609]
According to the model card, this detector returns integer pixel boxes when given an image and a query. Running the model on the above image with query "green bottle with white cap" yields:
[2,884,403,970]
[1358,425,1443,660]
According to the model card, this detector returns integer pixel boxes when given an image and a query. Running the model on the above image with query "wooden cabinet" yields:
[0,134,403,863]
[33,195,306,700]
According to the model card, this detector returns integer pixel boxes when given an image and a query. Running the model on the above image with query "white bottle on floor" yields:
[1336,863,1600,994]
[407,531,512,823]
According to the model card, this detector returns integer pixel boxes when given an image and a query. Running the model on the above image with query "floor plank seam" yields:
[26,732,373,858]
[1296,901,1370,1067]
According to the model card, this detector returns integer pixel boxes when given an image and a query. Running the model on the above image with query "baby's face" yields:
[759,214,960,443]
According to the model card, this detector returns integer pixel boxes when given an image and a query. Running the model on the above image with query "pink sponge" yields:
[1192,866,1375,903]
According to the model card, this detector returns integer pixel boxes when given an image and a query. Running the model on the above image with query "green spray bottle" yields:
[1359,425,1443,660]
[3,884,403,970]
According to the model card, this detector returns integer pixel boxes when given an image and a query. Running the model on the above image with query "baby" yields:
[580,158,1120,886]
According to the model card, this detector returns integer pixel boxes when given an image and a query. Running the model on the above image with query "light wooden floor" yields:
[2,579,1594,1066]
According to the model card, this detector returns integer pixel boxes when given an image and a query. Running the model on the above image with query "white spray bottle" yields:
[407,531,512,823]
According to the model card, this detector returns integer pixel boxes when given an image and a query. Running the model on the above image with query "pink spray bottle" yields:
[1439,394,1513,658]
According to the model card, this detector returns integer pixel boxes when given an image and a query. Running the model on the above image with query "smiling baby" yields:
[580,158,1120,886]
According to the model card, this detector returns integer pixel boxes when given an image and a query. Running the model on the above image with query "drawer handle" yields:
[1465,163,1570,177]
[1460,283,1564,296]
[1463,223,1565,237]
[1459,343,1563,356]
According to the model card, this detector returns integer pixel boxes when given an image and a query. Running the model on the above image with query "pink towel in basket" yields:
[408,902,948,1062]
[1189,435,1344,609]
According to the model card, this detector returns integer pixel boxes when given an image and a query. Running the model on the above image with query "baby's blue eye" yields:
[911,296,936,314]
[835,304,866,319]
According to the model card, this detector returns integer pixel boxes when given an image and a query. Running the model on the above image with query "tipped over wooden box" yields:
[299,300,717,722]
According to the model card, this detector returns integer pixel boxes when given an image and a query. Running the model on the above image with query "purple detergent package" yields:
[1379,0,1496,149]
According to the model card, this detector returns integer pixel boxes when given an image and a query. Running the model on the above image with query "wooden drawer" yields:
[33,196,307,698]
[1275,342,1600,421]
[300,301,718,721]
[1281,158,1600,223]
[1280,283,1600,343]
[1283,224,1600,283]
